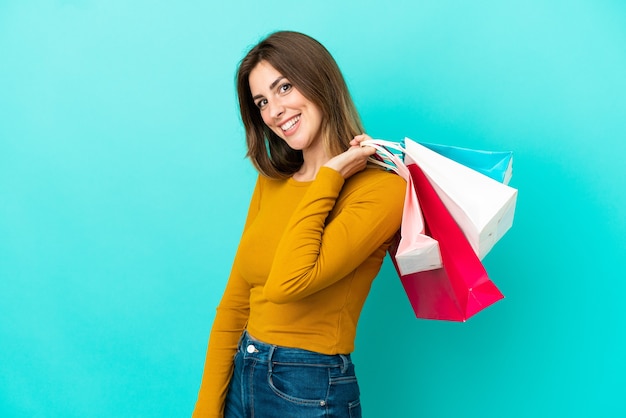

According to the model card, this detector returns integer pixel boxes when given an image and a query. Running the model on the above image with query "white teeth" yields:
[280,116,300,131]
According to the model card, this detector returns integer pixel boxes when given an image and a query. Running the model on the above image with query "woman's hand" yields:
[323,134,376,179]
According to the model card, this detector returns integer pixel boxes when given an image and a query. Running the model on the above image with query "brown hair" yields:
[236,31,364,178]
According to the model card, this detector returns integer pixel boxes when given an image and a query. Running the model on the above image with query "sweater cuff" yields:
[316,166,345,190]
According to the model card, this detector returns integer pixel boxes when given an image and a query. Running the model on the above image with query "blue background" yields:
[1,1,625,417]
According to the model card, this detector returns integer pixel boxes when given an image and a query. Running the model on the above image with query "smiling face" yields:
[248,60,325,155]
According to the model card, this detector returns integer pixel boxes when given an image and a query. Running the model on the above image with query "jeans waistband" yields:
[238,330,352,373]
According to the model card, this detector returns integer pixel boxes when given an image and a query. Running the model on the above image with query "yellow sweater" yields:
[193,166,405,417]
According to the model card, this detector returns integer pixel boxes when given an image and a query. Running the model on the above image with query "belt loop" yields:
[237,330,246,351]
[339,354,349,373]
[268,345,276,373]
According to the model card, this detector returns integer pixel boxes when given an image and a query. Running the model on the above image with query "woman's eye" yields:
[256,98,268,109]
[279,83,292,93]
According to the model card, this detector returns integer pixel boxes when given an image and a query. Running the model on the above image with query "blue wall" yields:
[1,1,625,417]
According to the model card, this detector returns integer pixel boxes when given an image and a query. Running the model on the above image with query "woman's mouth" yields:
[280,115,301,133]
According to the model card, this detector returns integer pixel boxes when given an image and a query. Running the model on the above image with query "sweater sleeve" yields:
[263,167,405,304]
[192,177,261,418]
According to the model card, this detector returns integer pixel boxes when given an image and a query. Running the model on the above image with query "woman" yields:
[193,31,405,418]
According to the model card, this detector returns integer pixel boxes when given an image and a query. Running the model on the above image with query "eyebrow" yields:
[252,76,286,101]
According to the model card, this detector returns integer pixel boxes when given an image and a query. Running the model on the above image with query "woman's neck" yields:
[292,142,330,182]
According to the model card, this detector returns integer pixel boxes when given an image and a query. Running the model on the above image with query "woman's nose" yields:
[268,100,284,119]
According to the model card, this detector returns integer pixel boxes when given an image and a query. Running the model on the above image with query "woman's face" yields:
[248,60,324,153]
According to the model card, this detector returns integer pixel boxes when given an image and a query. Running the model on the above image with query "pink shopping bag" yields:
[365,140,441,274]
[395,163,504,321]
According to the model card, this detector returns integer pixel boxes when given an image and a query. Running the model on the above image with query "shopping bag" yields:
[404,138,517,260]
[366,141,442,274]
[398,163,504,321]
[418,142,513,185]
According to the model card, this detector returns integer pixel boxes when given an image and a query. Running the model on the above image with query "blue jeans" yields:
[224,331,361,418]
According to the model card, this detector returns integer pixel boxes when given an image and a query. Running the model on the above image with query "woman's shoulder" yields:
[354,166,405,185]
[256,173,290,188]
[345,167,406,196]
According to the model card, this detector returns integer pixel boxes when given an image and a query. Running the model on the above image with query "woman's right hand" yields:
[323,134,376,179]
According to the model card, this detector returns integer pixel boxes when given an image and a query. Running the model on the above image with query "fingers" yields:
[351,133,372,146]
[359,145,376,156]
[351,134,376,160]
[348,142,376,157]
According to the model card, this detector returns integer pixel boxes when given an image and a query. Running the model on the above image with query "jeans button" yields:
[246,344,256,353]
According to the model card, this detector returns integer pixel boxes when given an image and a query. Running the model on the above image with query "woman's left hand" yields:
[323,134,376,179]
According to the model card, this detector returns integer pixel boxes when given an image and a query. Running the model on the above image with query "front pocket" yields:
[268,362,330,405]
[349,399,362,418]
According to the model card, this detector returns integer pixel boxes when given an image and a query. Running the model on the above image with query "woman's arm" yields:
[192,177,261,418]
[264,165,405,304]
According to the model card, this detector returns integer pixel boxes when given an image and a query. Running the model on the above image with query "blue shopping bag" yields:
[417,142,513,185]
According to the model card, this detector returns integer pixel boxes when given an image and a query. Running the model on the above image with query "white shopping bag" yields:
[403,137,518,260]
